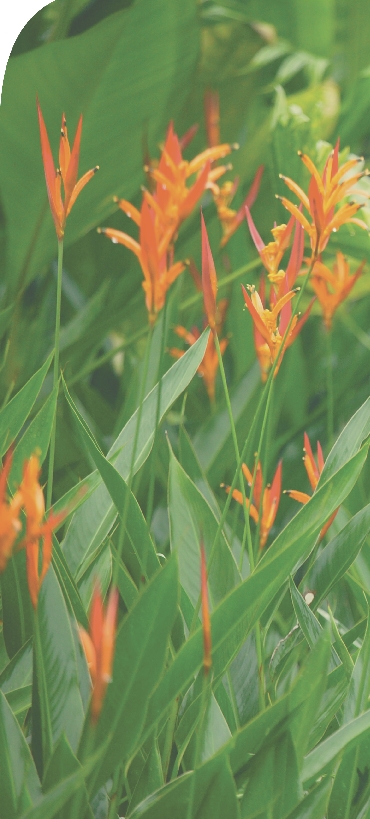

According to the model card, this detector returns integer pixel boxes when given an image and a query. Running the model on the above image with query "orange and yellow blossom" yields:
[78,584,119,722]
[37,100,98,240]
[99,199,185,325]
[0,451,23,572]
[279,141,369,256]
[144,121,236,253]
[169,300,229,403]
[245,207,294,283]
[242,277,312,381]
[310,252,365,329]
[19,454,64,608]
[285,432,338,540]
[210,166,264,247]
[224,460,282,549]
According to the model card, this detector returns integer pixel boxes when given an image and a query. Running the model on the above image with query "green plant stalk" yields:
[146,301,168,528]
[46,238,64,510]
[162,698,179,781]
[33,608,53,771]
[107,764,124,819]
[185,673,212,819]
[214,333,253,570]
[214,332,265,709]
[112,323,153,588]
[326,327,334,449]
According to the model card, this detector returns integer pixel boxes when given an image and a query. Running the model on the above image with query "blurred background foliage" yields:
[1,0,370,551]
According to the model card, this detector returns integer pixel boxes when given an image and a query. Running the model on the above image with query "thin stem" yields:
[326,328,334,449]
[111,323,153,588]
[146,303,168,528]
[46,238,64,510]
[181,257,261,311]
[214,333,253,570]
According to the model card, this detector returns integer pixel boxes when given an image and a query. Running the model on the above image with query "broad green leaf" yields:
[10,385,58,486]
[5,685,32,720]
[0,689,41,818]
[192,363,260,481]
[42,734,87,819]
[239,730,302,819]
[143,447,367,740]
[0,303,14,344]
[320,394,370,486]
[33,566,85,765]
[51,539,88,630]
[129,754,239,819]
[0,0,199,287]
[0,639,32,693]
[129,740,164,814]
[307,504,370,608]
[1,549,33,659]
[284,777,331,819]
[85,556,179,793]
[303,709,370,784]
[18,752,100,819]
[77,544,112,611]
[0,352,52,456]
[62,330,209,577]
[289,579,340,670]
[63,377,159,588]
[307,665,348,750]
[168,447,239,610]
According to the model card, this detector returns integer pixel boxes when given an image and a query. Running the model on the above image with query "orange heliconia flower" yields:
[224,460,282,549]
[285,432,338,539]
[279,141,369,256]
[242,277,312,381]
[169,299,229,403]
[310,252,365,329]
[37,100,99,240]
[144,121,236,253]
[245,206,294,283]
[200,542,212,675]
[0,450,23,572]
[99,199,185,324]
[19,454,64,608]
[78,584,119,722]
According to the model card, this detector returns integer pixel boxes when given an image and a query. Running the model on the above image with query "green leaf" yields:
[5,685,32,720]
[18,752,99,819]
[0,689,41,818]
[320,394,370,486]
[85,556,179,793]
[239,730,302,819]
[129,740,164,813]
[1,550,33,659]
[42,734,87,819]
[302,708,370,784]
[0,639,32,693]
[10,386,58,487]
[143,447,367,740]
[168,447,239,610]
[62,330,209,577]
[289,578,340,670]
[0,0,199,287]
[0,352,52,456]
[284,777,331,819]
[77,544,112,612]
[307,504,370,608]
[33,566,85,768]
[129,754,239,819]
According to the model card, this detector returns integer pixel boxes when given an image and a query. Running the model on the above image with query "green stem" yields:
[46,238,64,510]
[326,328,334,449]
[112,323,153,588]
[214,333,253,571]
[146,303,168,528]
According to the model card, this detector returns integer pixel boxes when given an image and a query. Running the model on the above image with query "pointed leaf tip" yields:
[201,213,217,330]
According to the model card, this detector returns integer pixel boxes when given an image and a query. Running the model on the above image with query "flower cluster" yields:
[285,432,338,540]
[223,459,282,550]
[0,451,63,607]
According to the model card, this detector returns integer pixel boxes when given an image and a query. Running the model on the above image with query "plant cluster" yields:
[2,2,370,819]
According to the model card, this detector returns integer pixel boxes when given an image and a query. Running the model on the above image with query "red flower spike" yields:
[79,584,119,723]
[0,450,23,573]
[200,543,212,675]
[37,99,98,240]
[169,300,229,402]
[201,213,218,331]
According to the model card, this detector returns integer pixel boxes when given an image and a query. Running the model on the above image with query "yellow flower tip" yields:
[60,128,66,137]
[279,173,285,179]
[232,142,240,150]
[275,194,281,200]
[143,164,150,172]
[97,227,103,234]
[297,150,303,157]
[93,166,99,173]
